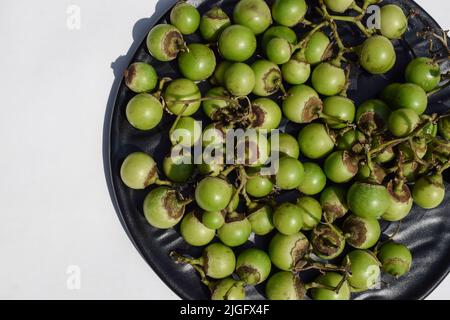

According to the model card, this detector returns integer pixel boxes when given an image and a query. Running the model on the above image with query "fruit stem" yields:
[220,165,236,178]
[227,166,247,212]
[427,80,450,97]
[169,251,201,266]
[294,20,329,51]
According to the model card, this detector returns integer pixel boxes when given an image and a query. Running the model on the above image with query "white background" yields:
[0,0,448,300]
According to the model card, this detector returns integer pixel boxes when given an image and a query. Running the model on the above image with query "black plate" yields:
[104,0,450,300]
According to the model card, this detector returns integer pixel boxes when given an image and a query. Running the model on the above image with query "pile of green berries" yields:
[118,0,449,300]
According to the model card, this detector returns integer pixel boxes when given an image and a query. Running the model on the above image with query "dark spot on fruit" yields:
[294,277,307,300]
[342,216,367,248]
[164,30,183,59]
[343,151,359,175]
[262,68,282,94]
[358,111,385,133]
[291,236,309,267]
[162,190,185,220]
[236,265,260,284]
[311,225,343,257]
[302,97,323,122]
[323,204,346,222]
[144,165,158,187]
[124,64,137,88]
[387,181,412,203]
[251,104,266,128]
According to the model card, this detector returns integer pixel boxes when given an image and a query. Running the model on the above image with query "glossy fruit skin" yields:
[124,62,158,93]
[405,57,441,92]
[178,44,216,81]
[210,61,232,86]
[305,32,331,65]
[272,0,307,27]
[324,151,359,183]
[203,243,236,279]
[388,108,420,137]
[246,173,274,198]
[356,163,386,185]
[282,54,311,85]
[393,83,428,115]
[342,214,381,249]
[298,123,334,159]
[273,203,303,235]
[120,152,157,189]
[356,99,391,133]
[297,196,322,230]
[233,0,272,35]
[298,163,327,195]
[251,98,282,130]
[164,79,201,116]
[147,24,184,62]
[126,93,163,131]
[211,278,246,300]
[218,25,257,62]
[262,26,297,51]
[252,60,282,97]
[282,85,322,124]
[438,117,450,140]
[266,38,293,65]
[312,63,346,96]
[273,133,300,159]
[170,2,200,35]
[248,205,274,235]
[202,87,231,120]
[163,152,194,183]
[170,116,202,147]
[268,232,309,271]
[378,242,412,277]
[200,7,231,42]
[265,271,306,300]
[323,96,356,129]
[143,187,185,229]
[311,272,351,300]
[371,136,395,163]
[379,4,408,39]
[202,211,225,230]
[412,174,445,209]
[224,63,255,96]
[275,157,305,190]
[311,224,346,260]
[195,177,233,212]
[320,186,348,222]
[345,250,381,291]
[380,82,402,106]
[359,35,396,74]
[324,0,354,13]
[217,214,252,247]
[347,182,390,219]
[236,248,272,285]
[180,211,215,246]
[382,182,413,222]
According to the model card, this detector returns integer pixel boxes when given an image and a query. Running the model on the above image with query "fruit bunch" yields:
[118,0,450,300]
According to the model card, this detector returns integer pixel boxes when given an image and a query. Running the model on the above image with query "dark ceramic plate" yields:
[104,0,450,300]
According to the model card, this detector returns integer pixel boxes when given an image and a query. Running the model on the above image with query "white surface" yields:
[0,0,448,300]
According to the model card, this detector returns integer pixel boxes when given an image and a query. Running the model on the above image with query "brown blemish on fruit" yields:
[387,181,412,203]
[312,225,342,257]
[358,111,384,132]
[164,30,183,60]
[124,64,137,87]
[323,204,346,222]
[205,6,228,20]
[291,236,309,267]
[342,216,366,247]
[162,191,185,220]
[236,265,260,284]
[294,277,307,300]
[302,97,323,123]
[262,68,282,95]
[225,213,246,223]
[343,151,359,174]
[251,104,266,128]
[144,165,158,187]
